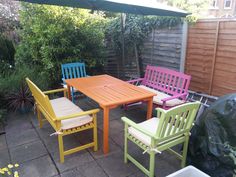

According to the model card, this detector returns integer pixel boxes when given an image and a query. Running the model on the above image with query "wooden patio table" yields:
[65,75,156,154]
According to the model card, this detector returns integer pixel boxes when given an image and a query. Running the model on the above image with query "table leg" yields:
[146,97,153,119]
[67,85,72,100]
[103,107,110,154]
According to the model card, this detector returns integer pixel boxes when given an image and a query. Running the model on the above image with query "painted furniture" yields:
[26,78,99,163]
[65,75,156,154]
[128,65,191,109]
[122,102,200,177]
[61,62,88,102]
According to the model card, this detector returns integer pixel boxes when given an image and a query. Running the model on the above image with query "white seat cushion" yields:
[50,97,92,130]
[128,118,159,146]
[138,85,184,107]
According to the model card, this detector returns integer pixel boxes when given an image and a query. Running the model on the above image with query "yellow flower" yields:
[0,169,5,174]
[15,164,19,168]
[8,164,14,168]
[7,171,12,175]
[2,167,8,172]
[14,171,19,177]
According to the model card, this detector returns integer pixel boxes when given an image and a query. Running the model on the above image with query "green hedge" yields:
[15,3,108,88]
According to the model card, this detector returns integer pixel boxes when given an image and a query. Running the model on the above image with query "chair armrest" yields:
[161,93,188,102]
[127,78,144,85]
[121,117,155,138]
[43,88,68,95]
[57,108,100,121]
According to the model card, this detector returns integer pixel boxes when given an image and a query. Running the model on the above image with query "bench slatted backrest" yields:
[26,78,56,128]
[155,102,200,143]
[142,65,191,96]
[61,62,87,82]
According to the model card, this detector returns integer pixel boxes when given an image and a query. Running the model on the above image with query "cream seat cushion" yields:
[50,97,92,130]
[138,85,184,107]
[128,117,185,147]
[128,118,159,146]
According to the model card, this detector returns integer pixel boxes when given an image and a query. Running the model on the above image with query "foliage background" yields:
[15,3,108,88]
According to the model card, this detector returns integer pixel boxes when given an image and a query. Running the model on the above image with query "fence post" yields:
[209,21,220,95]
[180,21,188,72]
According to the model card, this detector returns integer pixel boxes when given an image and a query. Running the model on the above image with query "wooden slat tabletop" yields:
[65,75,156,107]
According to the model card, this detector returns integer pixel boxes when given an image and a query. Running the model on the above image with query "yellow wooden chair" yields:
[26,78,99,163]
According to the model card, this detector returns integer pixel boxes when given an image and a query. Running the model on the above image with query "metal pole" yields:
[121,13,126,78]
[180,21,188,72]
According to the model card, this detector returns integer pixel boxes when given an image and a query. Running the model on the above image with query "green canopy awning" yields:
[19,0,189,17]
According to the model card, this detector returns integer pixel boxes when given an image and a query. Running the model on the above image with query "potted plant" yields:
[6,83,34,113]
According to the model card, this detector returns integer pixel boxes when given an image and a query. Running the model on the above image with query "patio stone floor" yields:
[1,97,181,177]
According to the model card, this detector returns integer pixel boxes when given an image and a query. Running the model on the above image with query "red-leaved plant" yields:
[6,83,34,113]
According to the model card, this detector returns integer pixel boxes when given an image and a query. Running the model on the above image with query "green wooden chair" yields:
[121,102,200,177]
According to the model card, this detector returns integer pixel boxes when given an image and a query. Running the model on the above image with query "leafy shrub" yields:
[0,35,15,76]
[0,109,7,125]
[0,66,49,94]
[0,66,49,113]
[15,3,107,87]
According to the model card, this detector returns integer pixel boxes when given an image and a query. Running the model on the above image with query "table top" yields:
[65,75,156,107]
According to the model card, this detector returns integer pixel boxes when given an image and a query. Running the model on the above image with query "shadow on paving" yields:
[1,97,181,177]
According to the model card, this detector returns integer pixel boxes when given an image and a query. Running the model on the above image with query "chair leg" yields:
[93,118,98,151]
[71,87,75,103]
[124,124,128,163]
[58,134,65,163]
[149,152,155,177]
[181,136,189,168]
[36,106,43,128]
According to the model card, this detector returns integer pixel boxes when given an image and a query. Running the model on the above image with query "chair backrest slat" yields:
[156,102,200,141]
[26,78,56,122]
[142,65,191,96]
[61,62,87,82]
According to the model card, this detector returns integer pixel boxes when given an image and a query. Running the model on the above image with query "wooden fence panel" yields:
[142,25,182,71]
[104,25,183,79]
[185,21,217,94]
[185,20,236,96]
[211,21,236,96]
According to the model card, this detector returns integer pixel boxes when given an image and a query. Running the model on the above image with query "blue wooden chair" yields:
[61,62,88,102]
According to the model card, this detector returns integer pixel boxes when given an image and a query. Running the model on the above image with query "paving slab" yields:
[42,134,81,156]
[6,128,39,148]
[60,169,83,177]
[35,124,55,139]
[18,155,58,177]
[52,150,94,173]
[128,171,146,177]
[5,118,33,135]
[61,161,108,177]
[29,114,40,127]
[0,148,11,167]
[0,135,7,150]
[9,140,47,163]
[76,161,108,177]
[109,119,124,136]
[127,141,181,177]
[78,130,122,159]
[96,151,139,177]
[110,131,124,149]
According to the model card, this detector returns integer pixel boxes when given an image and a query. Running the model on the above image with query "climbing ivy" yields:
[106,14,183,60]
[105,15,183,77]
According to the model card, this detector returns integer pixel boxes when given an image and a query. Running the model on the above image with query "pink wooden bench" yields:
[128,65,191,109]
